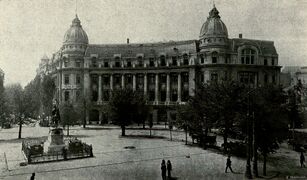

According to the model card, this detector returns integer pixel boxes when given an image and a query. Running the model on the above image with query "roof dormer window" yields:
[241,49,256,65]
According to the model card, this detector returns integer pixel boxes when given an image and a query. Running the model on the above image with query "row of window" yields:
[199,49,277,65]
[207,72,276,85]
[64,74,81,85]
[91,55,190,68]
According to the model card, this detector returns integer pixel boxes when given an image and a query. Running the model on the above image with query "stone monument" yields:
[44,103,67,153]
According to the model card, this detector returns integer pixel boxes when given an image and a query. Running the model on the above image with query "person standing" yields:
[167,160,172,178]
[161,159,167,180]
[300,152,305,168]
[30,172,35,180]
[225,155,234,173]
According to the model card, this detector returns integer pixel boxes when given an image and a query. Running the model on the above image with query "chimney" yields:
[239,34,243,38]
[127,38,130,44]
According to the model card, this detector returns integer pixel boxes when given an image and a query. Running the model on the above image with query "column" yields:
[133,74,136,91]
[144,73,148,96]
[189,68,195,96]
[166,73,170,104]
[98,75,102,104]
[99,110,103,125]
[155,73,159,104]
[110,74,113,90]
[177,73,181,102]
[121,74,125,89]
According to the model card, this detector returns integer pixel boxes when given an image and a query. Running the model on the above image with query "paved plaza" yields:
[0,125,305,180]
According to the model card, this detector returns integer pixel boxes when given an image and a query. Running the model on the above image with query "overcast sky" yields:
[0,0,306,86]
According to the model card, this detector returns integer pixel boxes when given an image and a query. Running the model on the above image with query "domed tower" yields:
[58,15,88,104]
[198,5,229,64]
[62,14,88,55]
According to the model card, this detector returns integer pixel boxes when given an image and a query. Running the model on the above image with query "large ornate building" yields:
[41,6,281,124]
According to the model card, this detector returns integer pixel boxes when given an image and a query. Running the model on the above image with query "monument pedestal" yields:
[44,128,67,153]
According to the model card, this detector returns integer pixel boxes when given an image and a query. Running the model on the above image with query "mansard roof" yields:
[85,40,197,58]
[230,38,277,56]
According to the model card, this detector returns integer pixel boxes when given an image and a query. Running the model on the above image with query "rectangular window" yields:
[183,55,189,65]
[64,61,68,67]
[149,58,155,67]
[76,74,81,84]
[272,58,275,66]
[160,56,166,66]
[212,57,217,64]
[115,61,121,67]
[201,56,205,64]
[264,59,267,65]
[64,91,69,101]
[172,57,177,66]
[241,57,244,64]
[64,74,69,85]
[272,75,276,84]
[127,61,132,67]
[211,73,218,82]
[104,62,109,67]
[251,56,254,64]
[92,60,97,67]
[75,61,81,67]
[246,57,250,64]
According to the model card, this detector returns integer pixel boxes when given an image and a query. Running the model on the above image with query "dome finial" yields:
[209,4,220,18]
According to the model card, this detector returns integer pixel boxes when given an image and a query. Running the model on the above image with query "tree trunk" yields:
[18,118,22,139]
[150,128,151,137]
[67,125,70,136]
[83,113,86,128]
[223,128,228,151]
[121,125,126,136]
[170,129,172,141]
[263,152,267,176]
[185,129,188,145]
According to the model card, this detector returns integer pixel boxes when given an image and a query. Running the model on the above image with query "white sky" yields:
[0,0,306,86]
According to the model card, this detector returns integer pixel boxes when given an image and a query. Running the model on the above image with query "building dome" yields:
[199,6,228,39]
[63,15,88,45]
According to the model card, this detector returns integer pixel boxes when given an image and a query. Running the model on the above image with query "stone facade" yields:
[40,6,281,124]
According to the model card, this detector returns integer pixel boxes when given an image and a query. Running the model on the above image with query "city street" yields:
[0,125,305,180]
[0,124,244,180]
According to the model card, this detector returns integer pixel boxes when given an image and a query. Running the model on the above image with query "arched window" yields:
[160,55,166,66]
[212,52,218,64]
[114,57,121,67]
[183,54,189,65]
[241,49,256,65]
[92,57,98,67]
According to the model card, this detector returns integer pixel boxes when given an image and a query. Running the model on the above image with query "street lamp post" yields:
[245,90,253,179]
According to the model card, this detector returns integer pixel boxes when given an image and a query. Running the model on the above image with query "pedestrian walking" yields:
[30,172,35,180]
[225,155,234,173]
[167,160,172,178]
[300,152,305,168]
[161,159,167,180]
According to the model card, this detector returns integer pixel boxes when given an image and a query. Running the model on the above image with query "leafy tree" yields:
[5,84,26,138]
[59,103,79,136]
[107,89,147,136]
[40,75,56,118]
[237,85,289,176]
[179,81,246,148]
[23,75,41,118]
[0,74,8,128]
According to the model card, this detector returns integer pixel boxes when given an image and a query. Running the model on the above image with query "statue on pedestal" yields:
[44,101,66,153]
[51,103,61,128]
